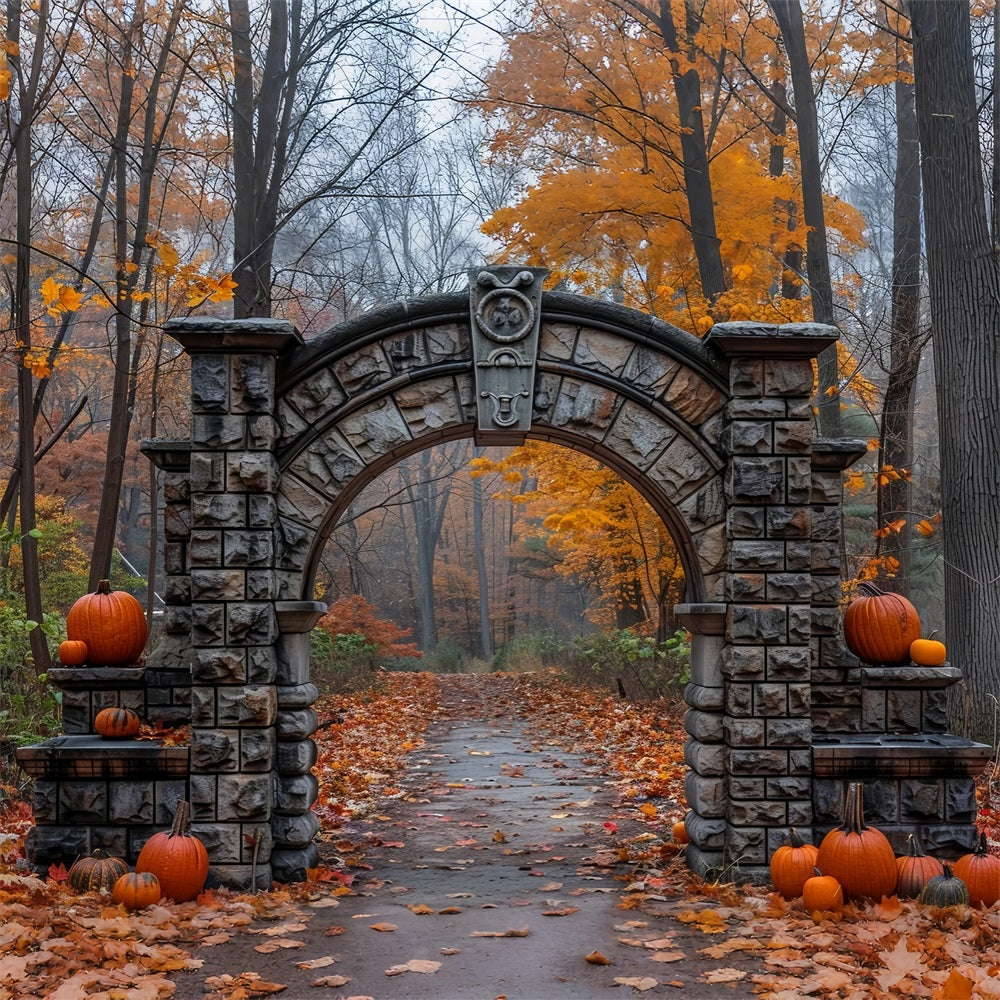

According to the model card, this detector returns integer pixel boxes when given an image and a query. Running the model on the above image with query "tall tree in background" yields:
[908,0,1000,738]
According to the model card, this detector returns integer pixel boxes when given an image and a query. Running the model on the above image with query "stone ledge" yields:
[16,736,189,780]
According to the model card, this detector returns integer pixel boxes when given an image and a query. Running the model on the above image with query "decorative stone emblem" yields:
[469,266,548,442]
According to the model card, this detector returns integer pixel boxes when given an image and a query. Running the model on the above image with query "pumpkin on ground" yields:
[953,832,1000,907]
[815,782,897,900]
[770,828,820,900]
[94,706,141,740]
[58,639,88,666]
[895,833,944,898]
[67,854,129,894]
[66,579,147,666]
[842,582,921,665]
[918,865,970,907]
[802,868,844,914]
[672,819,690,845]
[112,871,162,909]
[136,800,209,903]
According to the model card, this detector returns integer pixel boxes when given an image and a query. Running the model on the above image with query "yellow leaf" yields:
[58,285,84,312]
[915,519,935,537]
[208,273,238,303]
[40,276,60,305]
[157,242,180,269]
[584,950,613,965]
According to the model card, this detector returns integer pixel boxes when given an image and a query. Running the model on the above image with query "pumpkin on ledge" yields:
[843,582,921,665]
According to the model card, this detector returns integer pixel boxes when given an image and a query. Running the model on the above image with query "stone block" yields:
[284,367,346,424]
[271,845,319,884]
[730,540,785,571]
[231,353,274,412]
[274,773,319,815]
[786,456,812,503]
[685,772,728,817]
[192,493,247,529]
[786,800,813,826]
[763,358,812,396]
[728,358,764,397]
[31,781,58,823]
[755,684,788,716]
[810,541,841,575]
[730,777,765,798]
[945,779,977,822]
[863,782,898,824]
[787,684,810,715]
[812,607,842,637]
[277,683,319,709]
[685,683,725,711]
[811,574,841,606]
[60,782,106,824]
[900,780,942,819]
[249,414,280,450]
[811,707,861,733]
[729,456,784,503]
[192,821,240,864]
[774,420,811,453]
[766,776,811,799]
[246,571,276,601]
[685,709,724,743]
[217,686,277,727]
[663,367,726,424]
[24,826,90,867]
[728,573,765,601]
[163,506,191,542]
[766,506,810,538]
[276,739,318,775]
[227,603,277,645]
[784,541,812,570]
[164,576,191,604]
[604,401,676,471]
[620,342,678,393]
[248,493,277,528]
[109,782,154,825]
[861,690,887,731]
[193,648,246,684]
[190,452,226,492]
[189,774,218,820]
[217,773,271,821]
[191,728,239,771]
[728,799,785,824]
[153,782,188,825]
[726,683,753,716]
[683,812,726,850]
[721,645,765,680]
[728,396,785,418]
[727,506,765,539]
[788,748,813,775]
[729,749,787,775]
[766,574,810,602]
[225,531,274,567]
[192,414,245,448]
[241,729,275,772]
[923,690,949,731]
[685,741,728,776]
[724,717,765,747]
[728,421,772,454]
[766,645,809,680]
[91,827,130,860]
[730,605,787,644]
[276,708,318,741]
[886,690,921,732]
[271,811,320,848]
[227,451,279,493]
[788,606,811,644]
[766,718,812,746]
[725,825,767,866]
[650,437,715,502]
[247,645,278,684]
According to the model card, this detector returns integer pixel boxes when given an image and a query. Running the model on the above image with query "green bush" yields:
[425,637,467,674]
[567,628,691,700]
[310,629,380,694]
[492,632,570,673]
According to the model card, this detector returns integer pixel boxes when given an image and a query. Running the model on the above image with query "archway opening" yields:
[310,438,691,700]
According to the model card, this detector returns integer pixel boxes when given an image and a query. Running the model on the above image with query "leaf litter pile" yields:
[1,670,1000,997]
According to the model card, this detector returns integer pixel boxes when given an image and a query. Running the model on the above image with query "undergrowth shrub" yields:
[565,629,691,700]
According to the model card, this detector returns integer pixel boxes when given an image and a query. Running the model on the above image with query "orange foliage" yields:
[316,594,422,662]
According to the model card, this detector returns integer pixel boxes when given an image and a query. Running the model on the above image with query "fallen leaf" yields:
[493,830,508,843]
[441,947,460,955]
[542,907,579,916]
[935,969,974,999]
[438,906,463,914]
[254,938,306,953]
[701,968,747,983]
[406,904,435,915]
[648,951,686,963]
[584,950,613,965]
[614,976,658,991]
[370,922,398,932]
[311,974,352,988]
[470,926,530,938]
[296,956,337,970]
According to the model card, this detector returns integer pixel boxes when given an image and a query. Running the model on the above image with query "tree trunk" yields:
[769,0,842,437]
[472,468,493,661]
[875,57,923,591]
[909,0,1000,739]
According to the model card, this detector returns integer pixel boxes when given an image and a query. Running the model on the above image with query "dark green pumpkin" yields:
[67,853,129,893]
[917,865,969,907]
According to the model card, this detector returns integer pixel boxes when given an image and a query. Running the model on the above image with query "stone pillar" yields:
[705,322,837,880]
[165,318,303,890]
[271,601,326,882]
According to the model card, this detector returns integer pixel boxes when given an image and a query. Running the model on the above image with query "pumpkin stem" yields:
[855,581,887,598]
[977,831,990,856]
[97,578,112,594]
[170,800,192,838]
[842,781,868,835]
[788,827,806,849]
[905,832,927,858]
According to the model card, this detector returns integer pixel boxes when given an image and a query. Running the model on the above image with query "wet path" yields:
[170,679,762,998]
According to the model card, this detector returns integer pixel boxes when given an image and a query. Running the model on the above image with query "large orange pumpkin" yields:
[816,782,897,900]
[843,582,921,665]
[66,579,147,666]
[136,800,209,903]
[770,828,820,900]
[953,832,1000,907]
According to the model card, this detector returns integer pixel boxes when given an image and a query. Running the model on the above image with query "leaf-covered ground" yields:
[0,671,998,997]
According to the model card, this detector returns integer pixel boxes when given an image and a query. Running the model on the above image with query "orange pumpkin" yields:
[953,832,1000,907]
[67,854,129,894]
[802,868,844,915]
[66,579,147,666]
[895,833,944,898]
[94,706,141,739]
[909,634,947,667]
[58,639,89,666]
[136,800,209,903]
[770,828,820,900]
[112,871,162,909]
[816,782,897,900]
[843,582,921,665]
[672,819,690,845]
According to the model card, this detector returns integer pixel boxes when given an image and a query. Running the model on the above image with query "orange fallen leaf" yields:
[935,969,974,999]
[406,904,435,915]
[470,926,530,938]
[542,907,579,916]
[253,938,305,953]
[295,956,336,970]
[323,925,345,936]
[438,906,463,914]
[584,950,613,965]
[614,976,658,991]
[311,974,352,988]
[493,830,507,843]
[370,922,398,932]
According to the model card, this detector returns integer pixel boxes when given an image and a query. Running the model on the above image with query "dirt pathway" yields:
[169,676,763,998]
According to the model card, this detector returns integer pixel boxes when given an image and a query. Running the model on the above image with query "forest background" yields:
[1,0,998,740]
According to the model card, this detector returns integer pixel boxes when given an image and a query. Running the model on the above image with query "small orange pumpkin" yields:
[770,828,820,900]
[843,582,921,665]
[67,854,129,894]
[672,819,690,845]
[895,833,944,898]
[136,800,209,903]
[58,639,89,666]
[953,832,1000,906]
[112,871,162,909]
[909,633,947,667]
[802,868,843,914]
[94,706,141,739]
[66,579,147,666]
